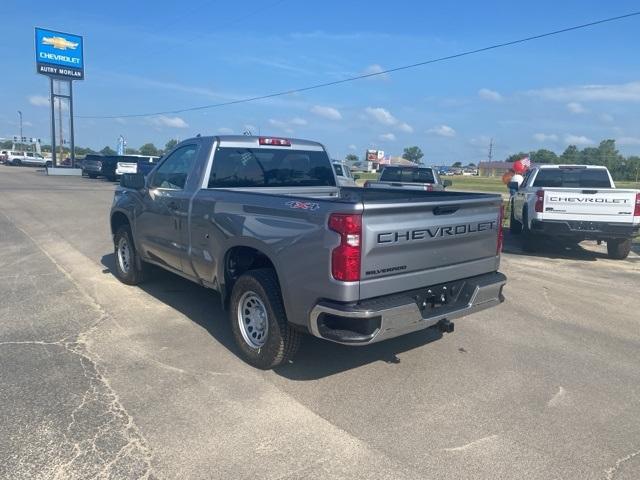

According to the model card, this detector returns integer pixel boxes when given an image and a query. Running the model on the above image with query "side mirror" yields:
[507,181,520,191]
[443,179,452,188]
[121,173,145,190]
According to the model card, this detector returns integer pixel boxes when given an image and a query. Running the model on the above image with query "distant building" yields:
[478,161,513,177]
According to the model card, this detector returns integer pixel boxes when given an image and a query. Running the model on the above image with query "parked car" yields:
[84,154,158,181]
[115,155,160,177]
[110,135,506,369]
[510,164,640,258]
[6,151,50,167]
[332,161,357,186]
[364,166,452,191]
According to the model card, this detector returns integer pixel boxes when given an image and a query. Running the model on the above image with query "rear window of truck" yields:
[532,168,611,188]
[208,148,335,188]
[380,167,435,184]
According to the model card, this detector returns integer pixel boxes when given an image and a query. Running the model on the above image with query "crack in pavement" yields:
[0,330,155,479]
[604,448,640,480]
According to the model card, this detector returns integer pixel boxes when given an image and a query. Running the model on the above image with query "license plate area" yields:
[413,279,468,315]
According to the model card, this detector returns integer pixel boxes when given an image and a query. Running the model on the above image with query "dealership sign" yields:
[35,28,84,80]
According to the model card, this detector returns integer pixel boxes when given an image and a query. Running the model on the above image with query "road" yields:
[1,165,639,479]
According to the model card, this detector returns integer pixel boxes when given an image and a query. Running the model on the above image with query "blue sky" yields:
[1,0,640,164]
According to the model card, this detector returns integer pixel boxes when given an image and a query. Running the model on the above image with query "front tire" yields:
[607,238,631,260]
[88,173,98,179]
[229,269,301,369]
[113,226,148,285]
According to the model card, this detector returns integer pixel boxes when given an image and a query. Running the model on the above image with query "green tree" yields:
[452,161,463,168]
[530,149,558,164]
[505,152,528,163]
[165,139,178,152]
[402,146,424,164]
[100,146,116,155]
[0,140,12,149]
[139,143,159,156]
[345,153,358,162]
[125,147,139,155]
[466,162,476,168]
[560,145,580,164]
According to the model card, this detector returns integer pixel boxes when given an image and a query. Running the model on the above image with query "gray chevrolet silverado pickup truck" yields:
[110,135,506,369]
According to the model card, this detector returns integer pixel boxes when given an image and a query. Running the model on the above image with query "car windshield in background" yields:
[381,167,435,183]
[533,168,611,188]
[333,164,344,176]
[208,148,335,188]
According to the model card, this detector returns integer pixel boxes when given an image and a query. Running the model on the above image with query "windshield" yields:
[532,168,612,188]
[208,148,335,188]
[380,167,435,183]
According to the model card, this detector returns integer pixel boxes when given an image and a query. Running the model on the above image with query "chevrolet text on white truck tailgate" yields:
[510,164,640,259]
[110,135,507,369]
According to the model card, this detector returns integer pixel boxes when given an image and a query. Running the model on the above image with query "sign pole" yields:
[49,76,56,168]
[69,81,75,168]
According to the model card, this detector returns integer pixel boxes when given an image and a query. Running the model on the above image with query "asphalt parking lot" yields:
[1,165,639,479]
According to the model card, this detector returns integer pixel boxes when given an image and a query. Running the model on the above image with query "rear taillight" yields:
[423,184,434,192]
[534,189,544,213]
[329,213,362,282]
[363,181,371,188]
[497,204,504,254]
[635,192,640,216]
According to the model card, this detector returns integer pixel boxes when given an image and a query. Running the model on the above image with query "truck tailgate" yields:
[541,188,637,223]
[359,194,502,299]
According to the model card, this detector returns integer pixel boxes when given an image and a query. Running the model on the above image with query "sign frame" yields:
[35,27,84,80]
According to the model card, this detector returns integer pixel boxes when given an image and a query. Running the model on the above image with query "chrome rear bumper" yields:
[309,272,506,345]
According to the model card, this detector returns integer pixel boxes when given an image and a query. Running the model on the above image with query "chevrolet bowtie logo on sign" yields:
[42,36,79,50]
[35,27,84,80]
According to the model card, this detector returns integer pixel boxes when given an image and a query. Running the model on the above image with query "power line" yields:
[78,11,640,119]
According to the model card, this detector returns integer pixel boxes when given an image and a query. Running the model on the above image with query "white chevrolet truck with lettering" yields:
[510,165,640,259]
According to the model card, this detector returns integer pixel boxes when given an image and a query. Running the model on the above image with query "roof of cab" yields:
[202,135,325,150]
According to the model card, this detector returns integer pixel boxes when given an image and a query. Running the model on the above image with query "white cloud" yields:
[363,64,389,80]
[149,115,189,128]
[365,107,397,126]
[397,122,414,133]
[600,113,614,123]
[348,144,357,150]
[218,127,234,134]
[290,117,308,126]
[379,133,396,141]
[28,95,50,107]
[566,102,587,114]
[427,125,456,137]
[478,88,502,101]
[564,134,594,146]
[533,133,559,142]
[617,137,640,146]
[310,105,342,120]
[529,81,640,102]
[268,118,294,134]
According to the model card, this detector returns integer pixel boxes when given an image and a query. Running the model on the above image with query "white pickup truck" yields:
[510,165,639,259]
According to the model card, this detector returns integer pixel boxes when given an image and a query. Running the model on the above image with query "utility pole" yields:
[17,111,23,149]
[488,138,494,162]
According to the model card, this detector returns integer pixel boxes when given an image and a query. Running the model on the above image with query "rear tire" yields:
[88,173,98,179]
[509,201,522,234]
[229,269,301,369]
[606,238,631,260]
[521,209,540,252]
[113,225,149,285]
